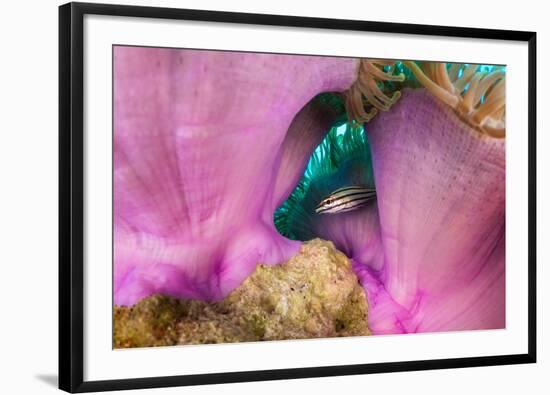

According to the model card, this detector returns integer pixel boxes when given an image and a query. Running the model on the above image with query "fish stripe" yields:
[318,190,376,205]
[317,199,373,214]
[330,186,376,196]
[328,190,376,201]
[316,194,376,214]
[315,185,377,214]
[318,188,375,203]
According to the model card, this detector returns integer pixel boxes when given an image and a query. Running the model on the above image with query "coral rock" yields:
[114,239,370,347]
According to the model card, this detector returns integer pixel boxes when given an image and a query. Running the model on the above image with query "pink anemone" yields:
[357,89,505,334]
[114,46,505,337]
[114,46,357,304]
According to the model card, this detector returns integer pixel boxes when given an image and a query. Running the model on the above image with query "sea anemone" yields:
[276,63,505,334]
[114,46,358,305]
[115,47,505,337]
[362,87,505,333]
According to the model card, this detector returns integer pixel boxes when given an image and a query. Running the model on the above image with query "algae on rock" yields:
[114,239,370,348]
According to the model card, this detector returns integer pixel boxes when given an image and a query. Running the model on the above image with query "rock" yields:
[114,239,370,348]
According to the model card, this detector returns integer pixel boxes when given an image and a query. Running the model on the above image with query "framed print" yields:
[59,1,537,392]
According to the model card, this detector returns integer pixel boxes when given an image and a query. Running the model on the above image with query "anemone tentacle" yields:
[344,59,406,124]
[403,61,506,138]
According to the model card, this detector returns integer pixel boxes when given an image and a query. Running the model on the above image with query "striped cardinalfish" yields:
[315,186,376,214]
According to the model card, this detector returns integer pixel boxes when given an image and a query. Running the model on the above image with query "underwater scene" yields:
[113,46,505,348]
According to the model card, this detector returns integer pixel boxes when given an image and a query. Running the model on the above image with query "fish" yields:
[315,186,376,214]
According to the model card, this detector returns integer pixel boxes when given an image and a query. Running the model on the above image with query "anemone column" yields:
[365,89,505,333]
[114,46,358,305]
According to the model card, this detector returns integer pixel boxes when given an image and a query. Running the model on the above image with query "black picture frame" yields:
[59,2,537,393]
